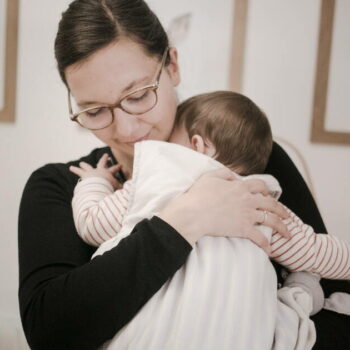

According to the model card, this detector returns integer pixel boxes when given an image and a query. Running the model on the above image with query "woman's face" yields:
[65,38,180,161]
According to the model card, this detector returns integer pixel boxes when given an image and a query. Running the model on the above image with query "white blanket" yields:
[95,141,315,350]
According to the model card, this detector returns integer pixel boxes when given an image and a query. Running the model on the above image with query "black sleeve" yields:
[265,142,350,293]
[265,142,327,283]
[266,142,350,350]
[265,142,326,233]
[18,165,192,350]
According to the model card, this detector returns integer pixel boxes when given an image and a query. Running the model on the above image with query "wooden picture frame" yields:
[0,0,19,123]
[311,0,350,145]
[229,0,248,93]
[229,0,350,145]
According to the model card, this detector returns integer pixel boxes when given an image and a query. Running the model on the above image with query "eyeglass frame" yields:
[67,47,170,130]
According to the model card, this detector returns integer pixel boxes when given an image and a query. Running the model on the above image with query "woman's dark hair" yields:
[55,0,169,85]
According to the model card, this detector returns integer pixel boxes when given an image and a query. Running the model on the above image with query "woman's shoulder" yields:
[25,147,111,196]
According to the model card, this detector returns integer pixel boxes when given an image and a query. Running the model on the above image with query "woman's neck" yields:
[111,147,133,180]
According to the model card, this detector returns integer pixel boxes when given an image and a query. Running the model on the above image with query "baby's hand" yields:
[69,153,123,190]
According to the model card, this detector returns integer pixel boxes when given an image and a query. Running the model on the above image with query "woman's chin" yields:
[110,143,135,158]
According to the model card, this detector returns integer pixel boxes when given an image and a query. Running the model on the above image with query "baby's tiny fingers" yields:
[107,164,122,174]
[69,165,85,177]
[97,153,109,168]
[79,162,93,171]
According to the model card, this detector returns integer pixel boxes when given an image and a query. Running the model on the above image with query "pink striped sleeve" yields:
[270,206,350,280]
[72,177,132,247]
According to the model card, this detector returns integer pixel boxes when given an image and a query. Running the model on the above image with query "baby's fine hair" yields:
[175,91,273,175]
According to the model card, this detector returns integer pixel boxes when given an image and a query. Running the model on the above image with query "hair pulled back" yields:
[55,0,169,85]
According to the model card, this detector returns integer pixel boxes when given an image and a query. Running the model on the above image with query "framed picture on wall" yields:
[0,0,19,123]
[229,0,248,93]
[311,0,350,145]
[229,0,350,145]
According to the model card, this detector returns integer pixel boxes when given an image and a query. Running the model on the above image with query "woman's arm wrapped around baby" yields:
[72,152,350,282]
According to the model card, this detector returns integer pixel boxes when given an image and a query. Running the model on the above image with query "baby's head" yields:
[169,91,272,175]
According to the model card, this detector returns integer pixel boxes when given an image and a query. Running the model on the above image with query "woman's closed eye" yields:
[125,89,150,104]
[84,107,108,118]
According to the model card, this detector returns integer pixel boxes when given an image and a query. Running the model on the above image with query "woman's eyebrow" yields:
[77,76,151,107]
[121,76,151,94]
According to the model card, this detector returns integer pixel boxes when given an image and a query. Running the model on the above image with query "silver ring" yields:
[260,210,268,225]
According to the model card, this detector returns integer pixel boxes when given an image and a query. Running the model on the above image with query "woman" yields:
[18,1,349,349]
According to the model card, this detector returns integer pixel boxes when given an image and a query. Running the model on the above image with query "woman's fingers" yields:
[242,180,290,238]
[250,194,289,237]
[246,227,271,255]
[243,178,269,196]
[160,171,289,249]
[201,168,237,181]
[255,209,290,238]
[255,194,289,219]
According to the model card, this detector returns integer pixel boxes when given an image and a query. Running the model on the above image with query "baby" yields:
[70,91,350,281]
[70,91,349,349]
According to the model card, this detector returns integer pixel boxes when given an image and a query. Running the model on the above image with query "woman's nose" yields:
[112,108,141,139]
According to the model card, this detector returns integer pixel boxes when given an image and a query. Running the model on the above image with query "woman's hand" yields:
[158,168,289,254]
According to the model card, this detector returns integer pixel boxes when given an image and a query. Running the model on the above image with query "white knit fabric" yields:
[324,292,350,315]
[274,287,316,350]
[94,141,313,350]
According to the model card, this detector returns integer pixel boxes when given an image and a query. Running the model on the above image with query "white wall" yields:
[0,0,104,342]
[150,0,350,241]
[0,0,349,345]
[241,0,350,240]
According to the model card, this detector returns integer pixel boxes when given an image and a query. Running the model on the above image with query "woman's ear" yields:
[166,48,181,87]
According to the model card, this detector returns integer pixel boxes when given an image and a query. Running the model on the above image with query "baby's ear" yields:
[191,135,206,154]
[191,135,216,157]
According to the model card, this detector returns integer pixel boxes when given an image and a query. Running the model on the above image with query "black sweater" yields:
[18,143,349,350]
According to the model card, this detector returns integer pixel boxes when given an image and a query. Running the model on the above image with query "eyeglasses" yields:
[68,47,169,130]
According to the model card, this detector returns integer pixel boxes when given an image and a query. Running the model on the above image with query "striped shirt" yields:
[72,177,350,280]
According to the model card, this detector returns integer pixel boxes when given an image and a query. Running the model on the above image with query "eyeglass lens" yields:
[73,88,157,130]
